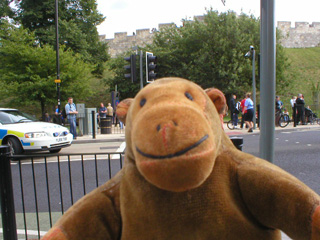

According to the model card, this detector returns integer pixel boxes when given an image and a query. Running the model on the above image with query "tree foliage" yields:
[107,10,290,100]
[15,0,109,75]
[141,10,289,98]
[0,21,93,116]
[0,0,15,19]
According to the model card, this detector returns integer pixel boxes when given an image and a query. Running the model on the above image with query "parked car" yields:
[0,108,73,155]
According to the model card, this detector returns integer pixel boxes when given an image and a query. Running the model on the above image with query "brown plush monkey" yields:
[43,77,320,240]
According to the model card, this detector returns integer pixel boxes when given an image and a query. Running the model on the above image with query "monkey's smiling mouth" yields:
[136,134,209,160]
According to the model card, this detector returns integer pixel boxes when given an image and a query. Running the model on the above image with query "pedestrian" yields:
[275,96,283,126]
[55,105,59,115]
[290,96,297,122]
[275,96,283,113]
[98,102,107,126]
[295,93,305,125]
[240,95,247,129]
[44,112,51,122]
[99,103,107,119]
[54,105,64,125]
[229,94,239,129]
[65,97,78,139]
[107,103,114,124]
[243,92,254,132]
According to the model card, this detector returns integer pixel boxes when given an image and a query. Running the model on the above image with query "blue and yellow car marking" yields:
[21,140,34,146]
[0,129,34,146]
[8,130,24,137]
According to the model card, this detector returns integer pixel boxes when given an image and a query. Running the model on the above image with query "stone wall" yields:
[101,19,320,58]
[103,23,175,58]
[278,21,320,48]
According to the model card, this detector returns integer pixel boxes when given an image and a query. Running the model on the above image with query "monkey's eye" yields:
[140,98,147,107]
[185,92,193,101]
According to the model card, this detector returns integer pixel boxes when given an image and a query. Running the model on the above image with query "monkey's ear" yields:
[115,98,134,124]
[205,88,227,115]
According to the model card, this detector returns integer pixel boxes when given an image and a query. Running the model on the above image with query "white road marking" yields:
[0,228,47,237]
[112,142,126,160]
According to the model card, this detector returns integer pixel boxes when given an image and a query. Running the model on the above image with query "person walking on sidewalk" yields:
[243,93,254,132]
[107,103,114,124]
[240,95,247,129]
[229,94,239,129]
[275,96,283,126]
[290,96,297,124]
[65,97,78,139]
[295,93,306,125]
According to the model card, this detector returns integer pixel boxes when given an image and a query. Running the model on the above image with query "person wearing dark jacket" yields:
[229,94,238,129]
[295,93,305,125]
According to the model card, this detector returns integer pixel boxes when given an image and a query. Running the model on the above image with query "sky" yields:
[96,0,320,39]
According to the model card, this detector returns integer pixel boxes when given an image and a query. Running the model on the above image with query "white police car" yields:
[0,108,73,155]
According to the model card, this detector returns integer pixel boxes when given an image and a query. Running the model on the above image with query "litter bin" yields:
[100,117,112,134]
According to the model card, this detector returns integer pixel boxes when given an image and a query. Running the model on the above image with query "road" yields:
[238,128,320,195]
[60,141,124,154]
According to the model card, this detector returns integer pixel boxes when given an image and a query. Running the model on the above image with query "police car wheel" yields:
[49,148,61,153]
[7,137,23,155]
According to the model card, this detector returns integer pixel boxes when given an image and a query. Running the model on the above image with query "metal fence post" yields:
[92,110,96,139]
[0,145,18,240]
[230,137,244,151]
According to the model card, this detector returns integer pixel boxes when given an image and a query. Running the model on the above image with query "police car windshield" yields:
[0,110,37,124]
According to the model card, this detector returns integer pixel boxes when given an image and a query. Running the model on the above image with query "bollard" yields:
[0,145,18,240]
[92,110,96,139]
[229,137,244,151]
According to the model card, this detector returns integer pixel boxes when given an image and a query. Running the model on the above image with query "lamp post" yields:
[245,46,256,129]
[54,0,61,124]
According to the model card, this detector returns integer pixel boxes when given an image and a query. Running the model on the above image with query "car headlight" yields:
[62,130,69,136]
[53,131,69,137]
[25,132,48,138]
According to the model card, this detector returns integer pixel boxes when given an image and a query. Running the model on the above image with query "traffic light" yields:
[124,54,137,83]
[146,52,158,83]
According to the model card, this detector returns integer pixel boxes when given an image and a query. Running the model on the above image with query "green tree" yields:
[15,0,109,75]
[144,10,288,97]
[142,11,259,95]
[0,0,15,19]
[0,21,93,116]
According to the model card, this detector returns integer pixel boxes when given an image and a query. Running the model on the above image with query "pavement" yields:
[72,122,320,144]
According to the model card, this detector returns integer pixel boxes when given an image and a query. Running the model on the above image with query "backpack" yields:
[235,101,242,114]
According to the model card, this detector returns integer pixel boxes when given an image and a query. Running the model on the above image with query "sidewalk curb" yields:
[72,136,125,144]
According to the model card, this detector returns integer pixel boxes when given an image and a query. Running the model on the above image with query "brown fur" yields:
[43,77,320,240]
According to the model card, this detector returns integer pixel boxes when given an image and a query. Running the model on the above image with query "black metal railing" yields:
[0,137,242,240]
[0,146,124,240]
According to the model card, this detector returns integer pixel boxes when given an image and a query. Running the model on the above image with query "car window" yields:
[0,112,13,124]
[0,110,37,124]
